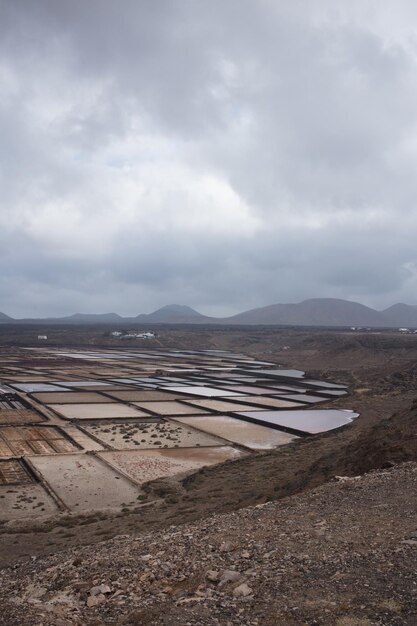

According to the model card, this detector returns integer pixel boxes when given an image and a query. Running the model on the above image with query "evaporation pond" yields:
[0,459,33,485]
[167,386,243,397]
[32,392,114,404]
[218,385,288,395]
[60,381,112,387]
[181,399,273,412]
[281,394,327,404]
[131,401,209,416]
[29,454,141,511]
[239,369,305,379]
[105,390,183,402]
[82,420,225,449]
[174,415,298,450]
[0,426,78,456]
[0,409,44,425]
[0,483,59,519]
[11,383,67,393]
[98,446,247,484]
[230,396,303,409]
[303,380,348,389]
[236,409,359,434]
[48,403,150,420]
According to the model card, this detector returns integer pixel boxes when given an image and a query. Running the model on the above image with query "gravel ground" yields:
[1,462,416,626]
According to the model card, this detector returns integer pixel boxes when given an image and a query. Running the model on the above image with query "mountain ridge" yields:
[1,298,417,327]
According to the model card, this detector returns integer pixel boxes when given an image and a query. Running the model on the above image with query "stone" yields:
[233,583,253,598]
[219,541,234,553]
[219,570,242,587]
[89,584,111,596]
[206,570,221,583]
[86,596,99,608]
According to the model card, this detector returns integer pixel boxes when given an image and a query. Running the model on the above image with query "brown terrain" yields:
[0,326,416,625]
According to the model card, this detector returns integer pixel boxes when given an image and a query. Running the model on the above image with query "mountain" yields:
[55,312,124,324]
[225,298,384,326]
[0,312,13,323]
[1,299,417,327]
[380,303,417,327]
[135,304,210,324]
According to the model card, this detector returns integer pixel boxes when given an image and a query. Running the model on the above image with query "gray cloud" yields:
[1,0,417,317]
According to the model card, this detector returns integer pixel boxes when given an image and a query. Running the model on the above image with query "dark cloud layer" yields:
[1,1,416,316]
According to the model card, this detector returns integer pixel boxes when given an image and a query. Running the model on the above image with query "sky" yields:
[1,0,417,318]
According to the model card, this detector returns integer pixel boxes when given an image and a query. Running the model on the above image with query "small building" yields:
[37,335,48,340]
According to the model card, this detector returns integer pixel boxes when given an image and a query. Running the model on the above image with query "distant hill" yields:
[0,312,13,323]
[55,313,125,324]
[225,298,386,327]
[135,304,210,324]
[1,298,417,327]
[380,303,417,327]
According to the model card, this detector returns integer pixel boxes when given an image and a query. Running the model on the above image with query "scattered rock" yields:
[219,541,234,553]
[86,594,106,608]
[219,570,242,587]
[89,584,111,596]
[1,462,417,626]
[233,583,253,598]
[206,570,221,583]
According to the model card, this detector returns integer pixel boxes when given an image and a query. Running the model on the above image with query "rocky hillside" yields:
[1,462,416,625]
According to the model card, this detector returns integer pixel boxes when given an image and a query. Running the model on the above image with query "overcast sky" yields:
[1,1,417,317]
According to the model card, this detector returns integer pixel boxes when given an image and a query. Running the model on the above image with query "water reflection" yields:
[235,409,359,435]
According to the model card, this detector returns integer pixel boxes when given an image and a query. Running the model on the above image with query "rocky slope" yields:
[1,462,416,626]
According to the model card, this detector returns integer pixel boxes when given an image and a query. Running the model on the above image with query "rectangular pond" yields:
[167,386,243,397]
[235,409,359,435]
[48,403,151,420]
[173,415,298,450]
[82,419,226,450]
[98,446,247,485]
[0,426,79,456]
[29,453,141,512]
[131,401,210,416]
[32,391,115,404]
[105,390,184,402]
